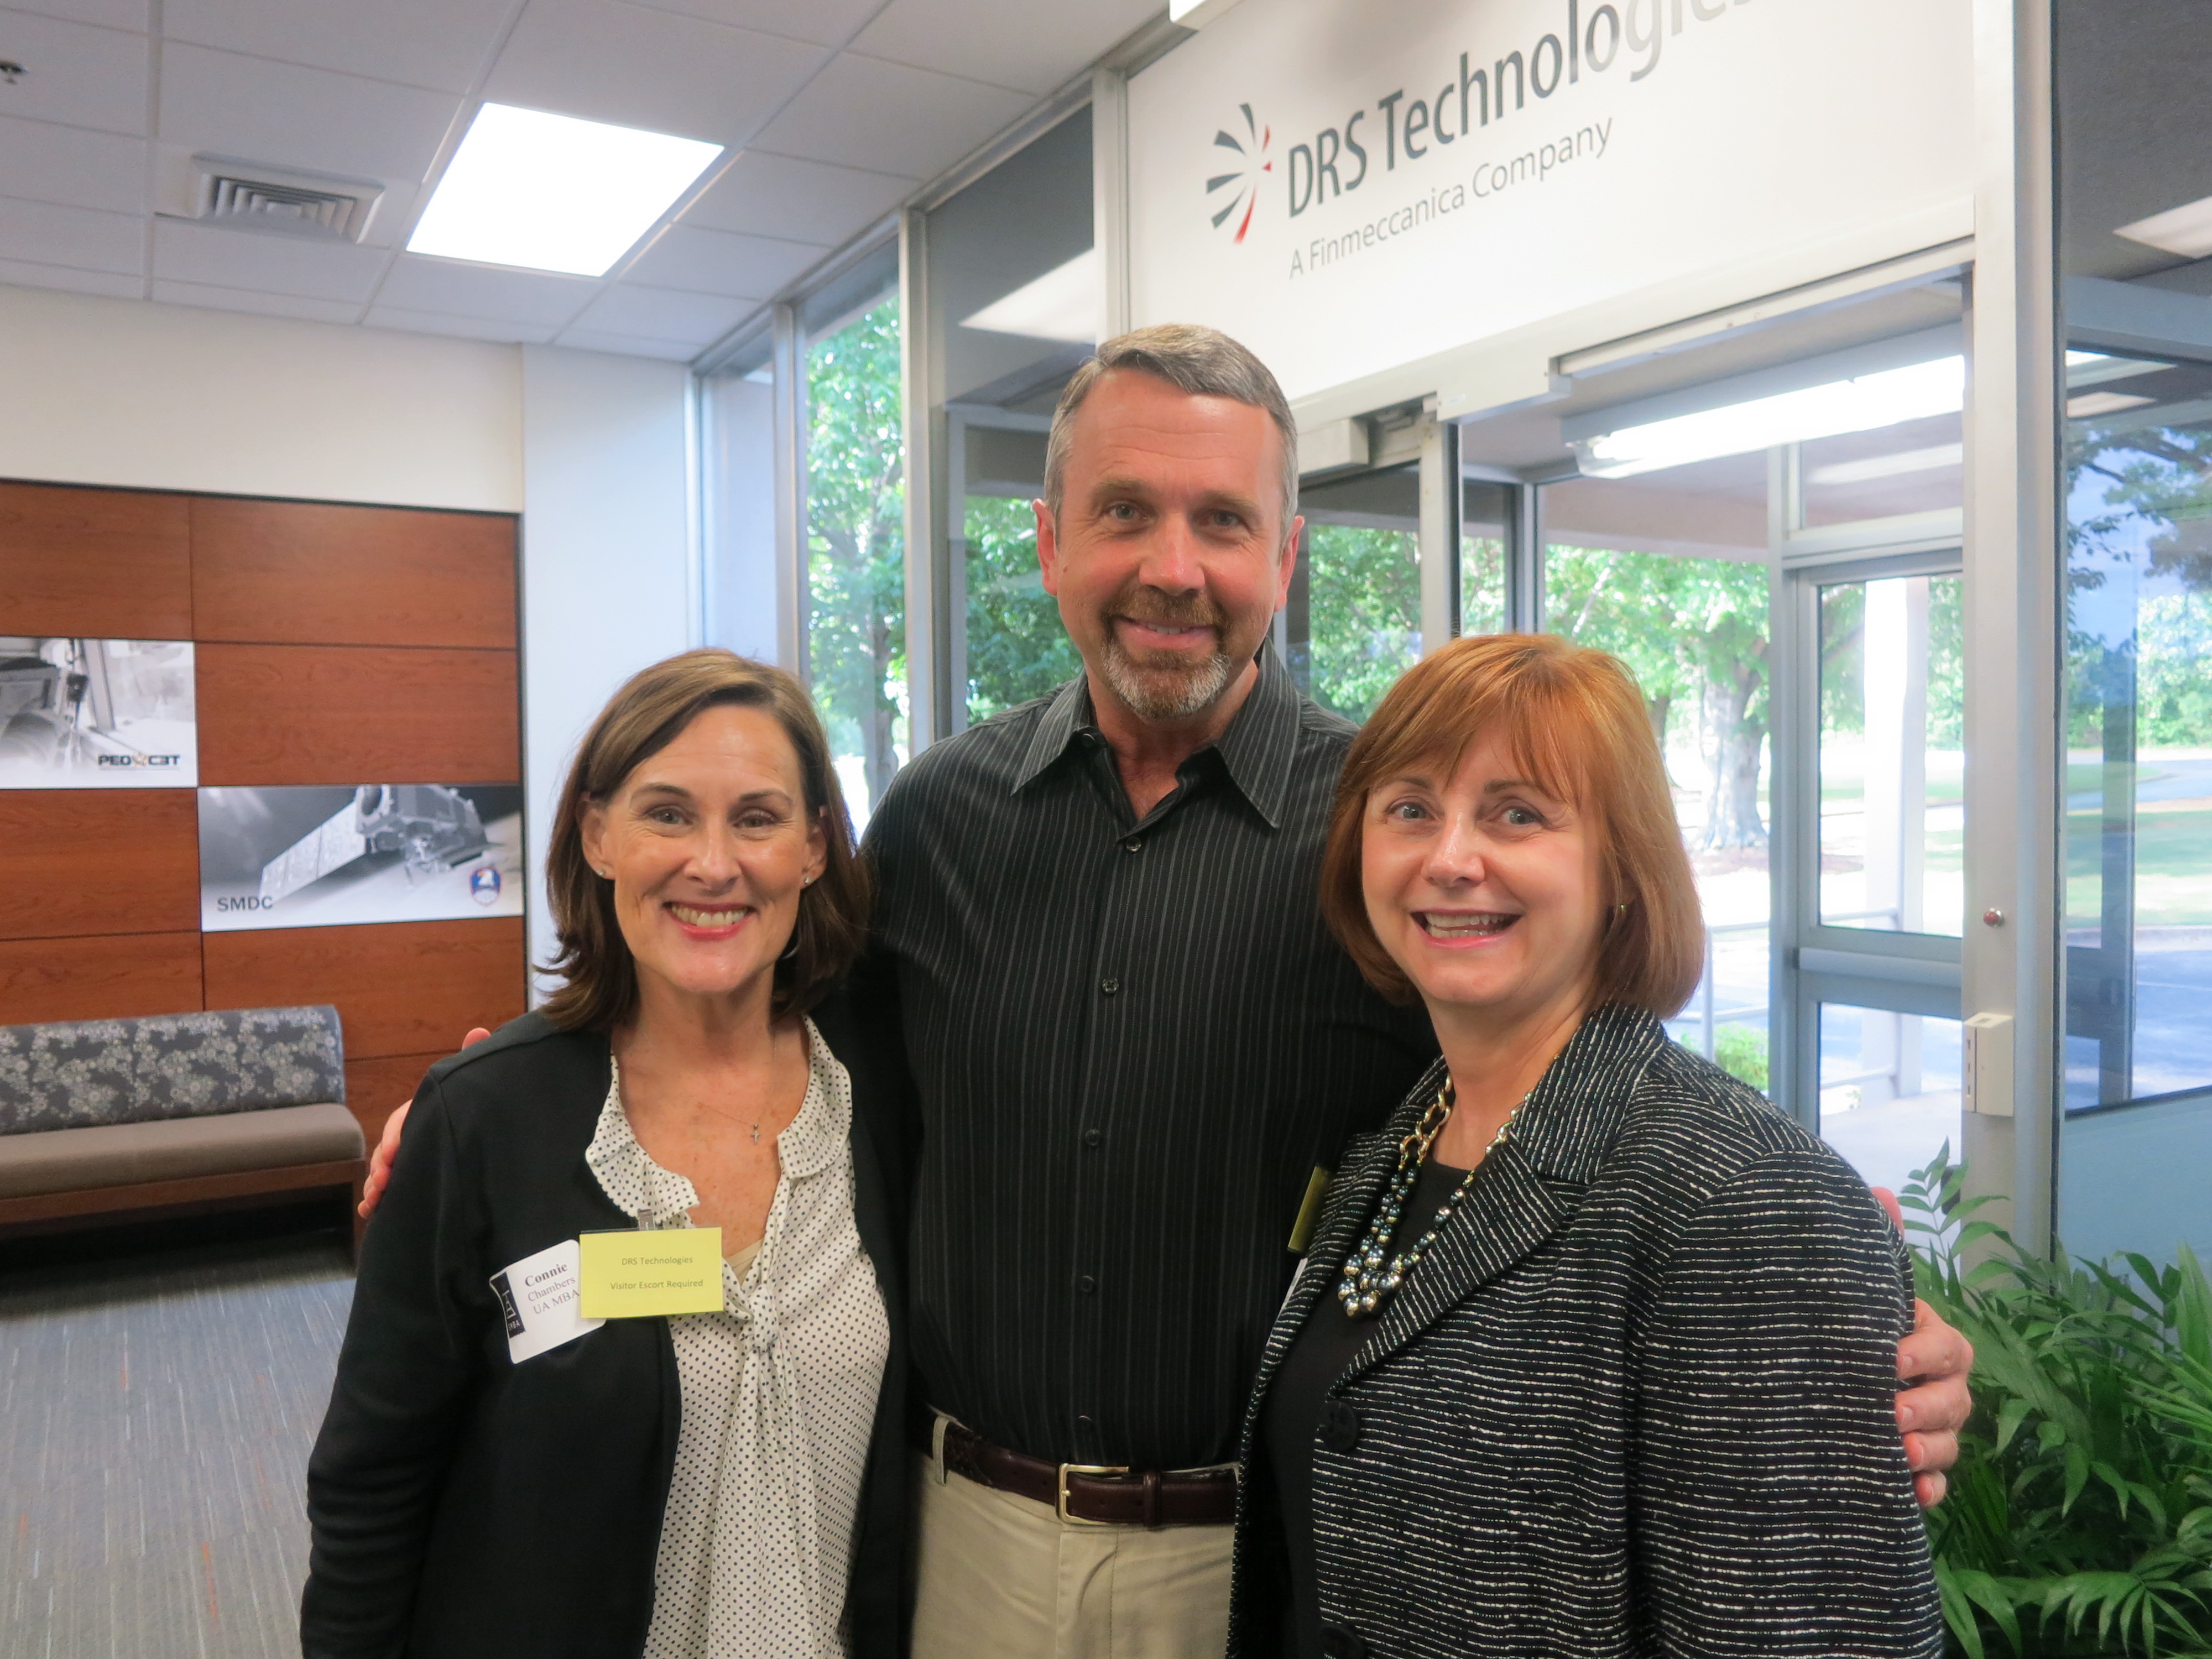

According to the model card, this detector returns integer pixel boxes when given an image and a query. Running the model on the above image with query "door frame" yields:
[1770,514,1967,1132]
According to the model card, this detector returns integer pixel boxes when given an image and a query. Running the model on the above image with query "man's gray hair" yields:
[1043,324,1300,531]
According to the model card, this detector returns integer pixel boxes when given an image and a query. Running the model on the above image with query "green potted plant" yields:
[1899,1147,2212,1657]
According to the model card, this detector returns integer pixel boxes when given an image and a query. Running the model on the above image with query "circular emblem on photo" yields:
[469,865,502,906]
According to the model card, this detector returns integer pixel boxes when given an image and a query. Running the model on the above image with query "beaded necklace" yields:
[1337,1078,1527,1319]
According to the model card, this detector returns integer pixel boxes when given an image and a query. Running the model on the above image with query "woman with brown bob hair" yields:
[1227,633,1942,1659]
[303,650,911,1659]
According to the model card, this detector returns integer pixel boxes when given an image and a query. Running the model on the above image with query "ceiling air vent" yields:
[190,155,385,243]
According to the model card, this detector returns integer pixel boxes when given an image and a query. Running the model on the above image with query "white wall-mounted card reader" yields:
[1964,1011,2013,1117]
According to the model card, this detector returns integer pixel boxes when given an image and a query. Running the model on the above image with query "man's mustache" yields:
[1106,584,1225,631]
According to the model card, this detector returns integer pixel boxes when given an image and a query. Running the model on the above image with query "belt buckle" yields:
[1056,1462,1129,1525]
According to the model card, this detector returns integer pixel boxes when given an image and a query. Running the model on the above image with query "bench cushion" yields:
[0,1005,346,1136]
[0,1102,363,1197]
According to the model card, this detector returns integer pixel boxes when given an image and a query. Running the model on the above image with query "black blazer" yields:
[1228,1005,1942,1659]
[300,991,911,1659]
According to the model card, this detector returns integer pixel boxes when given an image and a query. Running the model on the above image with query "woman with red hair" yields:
[1227,633,1943,1659]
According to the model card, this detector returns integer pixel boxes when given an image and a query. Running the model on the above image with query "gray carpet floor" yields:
[0,1230,355,1658]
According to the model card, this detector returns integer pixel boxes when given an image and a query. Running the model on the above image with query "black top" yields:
[299,993,913,1659]
[1227,1006,1942,1659]
[1261,1156,1469,1659]
[860,645,1437,1471]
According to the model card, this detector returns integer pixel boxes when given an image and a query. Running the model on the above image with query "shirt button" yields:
[1320,1398,1361,1453]
[1122,836,1143,853]
[1083,1128,1103,1149]
[1100,977,1120,996]
[1078,1274,1097,1294]
[1077,1413,1095,1433]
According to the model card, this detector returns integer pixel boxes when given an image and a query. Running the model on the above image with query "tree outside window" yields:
[963,493,1080,724]
[806,298,905,818]
[1543,545,1773,851]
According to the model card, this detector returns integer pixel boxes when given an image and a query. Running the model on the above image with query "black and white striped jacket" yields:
[1228,1004,1943,1659]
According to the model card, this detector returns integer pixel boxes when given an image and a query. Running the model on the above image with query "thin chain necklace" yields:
[1337,1078,1528,1319]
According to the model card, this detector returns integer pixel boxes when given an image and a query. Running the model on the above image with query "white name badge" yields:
[490,1239,604,1363]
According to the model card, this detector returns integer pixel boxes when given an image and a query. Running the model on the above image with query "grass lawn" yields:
[2067,804,2212,926]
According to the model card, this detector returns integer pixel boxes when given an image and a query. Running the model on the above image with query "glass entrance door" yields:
[1781,549,1965,1187]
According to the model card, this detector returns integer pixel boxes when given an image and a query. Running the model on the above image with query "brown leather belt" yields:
[938,1420,1238,1528]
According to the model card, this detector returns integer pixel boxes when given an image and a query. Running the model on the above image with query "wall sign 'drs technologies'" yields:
[1128,0,1973,404]
[198,783,525,931]
[0,637,197,789]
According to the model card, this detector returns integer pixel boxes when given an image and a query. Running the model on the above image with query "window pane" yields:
[700,362,778,662]
[924,110,1093,733]
[806,295,905,824]
[2062,356,2212,1109]
[1288,464,1421,722]
[1818,1004,1963,1196]
[1541,454,1772,1090]
[963,490,1077,724]
[1799,409,1963,527]
[1462,479,1508,637]
[1817,574,1964,936]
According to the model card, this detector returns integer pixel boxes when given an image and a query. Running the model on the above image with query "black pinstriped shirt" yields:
[861,646,1437,1472]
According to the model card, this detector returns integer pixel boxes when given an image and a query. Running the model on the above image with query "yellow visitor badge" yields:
[578,1228,724,1318]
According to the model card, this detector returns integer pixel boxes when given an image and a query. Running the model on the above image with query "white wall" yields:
[0,285,521,510]
[520,344,698,995]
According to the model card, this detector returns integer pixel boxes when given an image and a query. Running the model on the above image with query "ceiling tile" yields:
[364,304,560,343]
[5,0,146,27]
[373,253,600,325]
[571,279,747,342]
[159,42,461,184]
[0,192,141,270]
[152,215,388,301]
[621,0,879,50]
[0,112,142,211]
[164,0,514,95]
[150,276,360,322]
[621,222,818,298]
[0,251,139,294]
[0,8,150,134]
[3,0,147,27]
[682,149,907,244]
[849,0,1161,97]
[552,326,698,359]
[748,50,1027,179]
[485,0,828,147]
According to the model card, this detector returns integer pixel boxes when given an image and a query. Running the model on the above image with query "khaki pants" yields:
[909,1441,1235,1659]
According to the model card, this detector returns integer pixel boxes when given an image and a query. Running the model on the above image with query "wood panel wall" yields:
[0,481,524,1144]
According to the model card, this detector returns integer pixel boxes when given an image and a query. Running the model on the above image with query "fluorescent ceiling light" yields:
[1574,356,1964,479]
[2115,195,2212,259]
[1806,442,1963,486]
[2065,350,2169,389]
[2067,390,2156,419]
[959,248,1099,344]
[408,103,722,277]
[1170,0,1248,25]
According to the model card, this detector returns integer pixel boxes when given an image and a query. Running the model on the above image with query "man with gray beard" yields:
[854,324,1972,1658]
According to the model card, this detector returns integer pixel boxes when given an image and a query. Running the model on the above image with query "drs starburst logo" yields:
[1207,103,1271,244]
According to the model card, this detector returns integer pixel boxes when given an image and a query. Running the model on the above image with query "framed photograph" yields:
[0,637,196,788]
[199,784,525,931]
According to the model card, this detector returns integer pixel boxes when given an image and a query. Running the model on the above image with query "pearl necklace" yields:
[1337,1079,1527,1319]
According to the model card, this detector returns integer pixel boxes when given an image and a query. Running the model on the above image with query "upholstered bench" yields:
[0,1005,366,1252]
